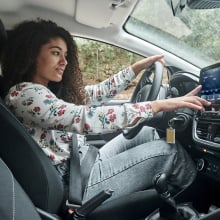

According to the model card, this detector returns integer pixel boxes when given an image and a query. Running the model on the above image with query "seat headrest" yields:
[0,19,7,56]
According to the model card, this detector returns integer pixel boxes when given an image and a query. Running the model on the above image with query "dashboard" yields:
[169,71,199,97]
[191,63,220,181]
[193,63,220,152]
[168,64,220,182]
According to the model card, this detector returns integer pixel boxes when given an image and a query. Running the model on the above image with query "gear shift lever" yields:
[153,173,180,219]
[147,173,200,220]
[153,173,176,210]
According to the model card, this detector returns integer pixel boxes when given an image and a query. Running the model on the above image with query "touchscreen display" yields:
[200,63,220,102]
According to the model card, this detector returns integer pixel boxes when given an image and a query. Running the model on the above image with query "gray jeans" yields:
[83,126,197,202]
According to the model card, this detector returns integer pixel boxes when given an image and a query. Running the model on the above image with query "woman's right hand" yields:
[151,85,211,115]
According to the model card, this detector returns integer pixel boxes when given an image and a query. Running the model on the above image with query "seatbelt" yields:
[67,133,98,208]
[67,133,82,207]
[81,145,99,191]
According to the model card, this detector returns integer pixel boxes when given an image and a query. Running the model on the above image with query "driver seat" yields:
[0,18,161,220]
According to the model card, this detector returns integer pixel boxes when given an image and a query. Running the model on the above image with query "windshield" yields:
[124,0,220,68]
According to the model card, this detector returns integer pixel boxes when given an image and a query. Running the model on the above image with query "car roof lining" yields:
[0,0,138,29]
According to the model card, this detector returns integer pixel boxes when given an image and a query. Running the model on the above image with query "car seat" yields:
[0,19,43,220]
[0,18,161,220]
[0,157,43,220]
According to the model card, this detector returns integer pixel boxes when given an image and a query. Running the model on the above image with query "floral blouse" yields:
[5,67,153,165]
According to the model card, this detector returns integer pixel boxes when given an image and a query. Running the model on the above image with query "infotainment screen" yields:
[200,63,220,110]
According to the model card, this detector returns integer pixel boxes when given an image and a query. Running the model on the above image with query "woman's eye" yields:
[52,51,60,56]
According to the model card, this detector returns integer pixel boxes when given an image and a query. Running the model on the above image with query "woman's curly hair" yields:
[1,18,86,104]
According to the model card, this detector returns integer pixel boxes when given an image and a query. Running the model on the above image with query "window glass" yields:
[124,0,220,68]
[75,37,144,100]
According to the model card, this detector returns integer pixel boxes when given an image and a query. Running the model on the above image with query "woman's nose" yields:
[60,55,68,66]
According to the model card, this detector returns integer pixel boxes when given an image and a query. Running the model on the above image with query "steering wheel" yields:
[124,61,164,139]
[130,61,163,103]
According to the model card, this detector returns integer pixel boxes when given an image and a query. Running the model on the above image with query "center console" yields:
[192,109,220,182]
[192,62,220,182]
[187,62,220,219]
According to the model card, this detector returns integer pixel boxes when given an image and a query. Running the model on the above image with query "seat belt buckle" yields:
[66,200,81,209]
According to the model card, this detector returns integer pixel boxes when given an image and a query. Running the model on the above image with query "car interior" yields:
[1,0,220,220]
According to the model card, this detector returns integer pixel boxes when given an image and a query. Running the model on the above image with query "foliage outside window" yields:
[124,0,220,68]
[75,38,143,99]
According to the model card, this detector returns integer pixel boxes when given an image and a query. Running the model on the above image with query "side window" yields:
[75,37,143,100]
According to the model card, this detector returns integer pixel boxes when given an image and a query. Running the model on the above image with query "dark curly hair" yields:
[1,18,86,104]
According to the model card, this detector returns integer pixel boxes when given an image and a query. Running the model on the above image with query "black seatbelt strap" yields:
[81,145,98,191]
[67,133,98,208]
[68,133,82,207]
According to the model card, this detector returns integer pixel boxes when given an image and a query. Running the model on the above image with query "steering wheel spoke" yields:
[131,61,163,103]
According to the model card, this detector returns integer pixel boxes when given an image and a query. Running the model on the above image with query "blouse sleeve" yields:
[6,83,153,134]
[85,67,135,105]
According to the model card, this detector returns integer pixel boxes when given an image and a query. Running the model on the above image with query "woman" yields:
[1,19,210,203]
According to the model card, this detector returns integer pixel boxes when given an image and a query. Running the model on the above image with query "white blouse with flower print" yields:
[5,67,153,165]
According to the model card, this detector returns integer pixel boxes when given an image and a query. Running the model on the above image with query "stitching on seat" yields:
[0,158,15,220]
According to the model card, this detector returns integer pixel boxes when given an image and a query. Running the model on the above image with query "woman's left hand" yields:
[131,54,166,75]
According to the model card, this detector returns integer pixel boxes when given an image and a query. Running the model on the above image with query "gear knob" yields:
[153,173,176,210]
[153,173,169,196]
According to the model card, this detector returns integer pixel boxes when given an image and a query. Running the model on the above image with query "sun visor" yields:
[75,0,137,28]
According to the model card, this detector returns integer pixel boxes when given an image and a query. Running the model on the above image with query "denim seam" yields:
[88,151,176,187]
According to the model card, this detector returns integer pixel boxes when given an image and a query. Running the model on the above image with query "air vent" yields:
[196,120,220,143]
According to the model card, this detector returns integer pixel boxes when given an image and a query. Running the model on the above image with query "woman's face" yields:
[33,37,68,86]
